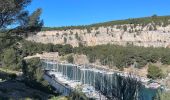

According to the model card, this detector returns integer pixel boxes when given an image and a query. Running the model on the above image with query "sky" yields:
[27,0,170,27]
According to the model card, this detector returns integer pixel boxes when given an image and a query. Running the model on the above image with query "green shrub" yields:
[67,55,74,63]
[147,64,163,79]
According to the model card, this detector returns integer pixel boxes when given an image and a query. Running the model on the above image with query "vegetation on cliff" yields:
[74,44,170,69]
[42,15,170,31]
[21,40,73,56]
[7,39,169,76]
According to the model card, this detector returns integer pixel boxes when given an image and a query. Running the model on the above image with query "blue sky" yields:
[27,0,170,27]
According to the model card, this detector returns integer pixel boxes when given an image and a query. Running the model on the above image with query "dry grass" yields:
[124,66,148,77]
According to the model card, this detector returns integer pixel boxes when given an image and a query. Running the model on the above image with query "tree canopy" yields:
[0,0,43,36]
[0,0,31,29]
[74,44,170,69]
[0,0,43,70]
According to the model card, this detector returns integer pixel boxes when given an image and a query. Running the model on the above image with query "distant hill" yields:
[42,15,170,31]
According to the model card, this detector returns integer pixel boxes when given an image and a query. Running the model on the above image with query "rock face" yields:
[27,24,170,47]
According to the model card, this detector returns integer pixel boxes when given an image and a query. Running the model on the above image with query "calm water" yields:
[42,61,158,100]
[140,86,157,100]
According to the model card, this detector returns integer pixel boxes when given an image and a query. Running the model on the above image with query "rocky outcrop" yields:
[27,24,170,47]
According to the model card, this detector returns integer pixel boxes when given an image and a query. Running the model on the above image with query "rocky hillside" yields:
[27,16,170,47]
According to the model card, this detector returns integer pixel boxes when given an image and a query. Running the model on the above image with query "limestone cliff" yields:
[27,24,170,47]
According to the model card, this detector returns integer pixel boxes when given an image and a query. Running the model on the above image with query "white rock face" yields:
[27,24,170,47]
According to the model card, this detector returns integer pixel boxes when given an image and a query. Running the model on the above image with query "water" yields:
[42,61,157,100]
[140,87,157,100]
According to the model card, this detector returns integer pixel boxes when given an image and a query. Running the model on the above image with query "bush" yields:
[147,64,163,79]
[67,55,74,63]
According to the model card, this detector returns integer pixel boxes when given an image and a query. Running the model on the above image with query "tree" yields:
[67,55,74,63]
[152,14,158,17]
[0,0,31,52]
[45,43,54,52]
[0,0,43,32]
[153,25,157,30]
[15,8,43,37]
[0,0,43,52]
[0,32,18,52]
[0,0,31,29]
[22,58,55,95]
[59,44,73,55]
[25,8,43,34]
[23,57,42,80]
[87,28,91,33]
[75,32,80,41]
[123,25,127,31]
[64,37,67,44]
